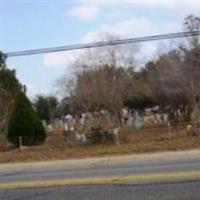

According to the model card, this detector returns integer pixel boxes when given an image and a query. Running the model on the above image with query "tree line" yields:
[57,15,200,126]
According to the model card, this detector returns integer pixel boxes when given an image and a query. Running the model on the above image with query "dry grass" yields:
[0,126,200,163]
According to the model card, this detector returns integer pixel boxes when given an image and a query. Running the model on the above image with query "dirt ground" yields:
[0,126,200,163]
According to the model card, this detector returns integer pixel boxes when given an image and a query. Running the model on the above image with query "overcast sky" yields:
[1,0,200,98]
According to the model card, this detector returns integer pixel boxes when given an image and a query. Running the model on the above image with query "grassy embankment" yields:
[0,125,200,163]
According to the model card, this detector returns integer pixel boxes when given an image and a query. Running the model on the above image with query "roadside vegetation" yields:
[1,126,200,163]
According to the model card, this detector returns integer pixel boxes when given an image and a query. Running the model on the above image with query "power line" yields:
[3,31,200,58]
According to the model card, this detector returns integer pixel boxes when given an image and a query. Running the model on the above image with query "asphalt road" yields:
[1,180,200,200]
[1,150,200,199]
[1,150,200,183]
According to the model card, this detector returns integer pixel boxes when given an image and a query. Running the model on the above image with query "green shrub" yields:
[7,91,46,146]
[88,126,116,144]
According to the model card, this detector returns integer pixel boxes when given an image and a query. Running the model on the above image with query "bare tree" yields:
[58,33,138,124]
[73,66,131,122]
[182,15,200,133]
[74,32,139,71]
[184,15,200,48]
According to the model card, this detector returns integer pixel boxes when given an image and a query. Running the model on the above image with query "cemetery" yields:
[0,15,200,163]
[1,106,200,163]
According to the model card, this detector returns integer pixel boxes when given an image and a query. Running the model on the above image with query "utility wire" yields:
[3,31,200,58]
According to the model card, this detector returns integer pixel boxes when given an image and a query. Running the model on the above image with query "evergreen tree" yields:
[7,91,46,146]
[0,51,21,134]
[34,95,58,123]
[0,52,6,68]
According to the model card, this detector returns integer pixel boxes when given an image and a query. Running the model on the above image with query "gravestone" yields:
[133,112,143,129]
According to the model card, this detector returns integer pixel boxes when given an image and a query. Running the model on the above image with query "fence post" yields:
[19,136,22,149]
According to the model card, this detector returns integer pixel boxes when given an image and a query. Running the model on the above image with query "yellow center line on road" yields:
[1,171,200,190]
